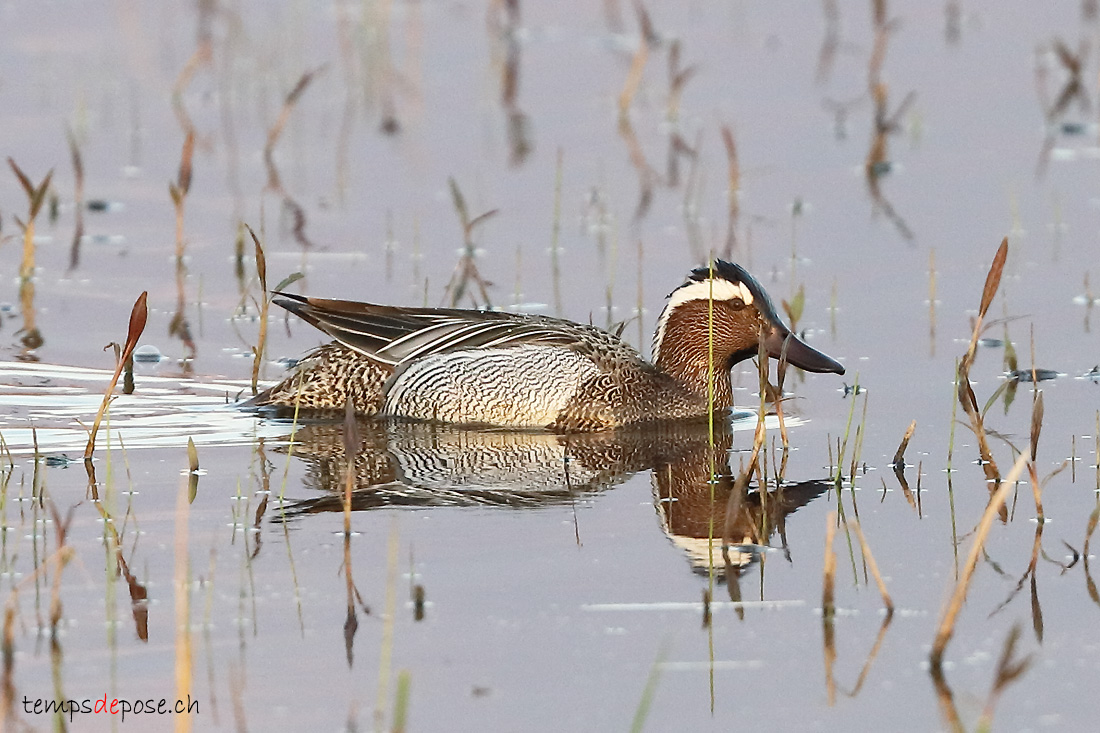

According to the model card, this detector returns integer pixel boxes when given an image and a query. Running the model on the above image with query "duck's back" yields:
[251,295,682,429]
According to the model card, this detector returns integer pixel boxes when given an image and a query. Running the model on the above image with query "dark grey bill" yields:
[764,327,845,375]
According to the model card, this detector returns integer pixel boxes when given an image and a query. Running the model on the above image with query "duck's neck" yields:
[653,309,735,411]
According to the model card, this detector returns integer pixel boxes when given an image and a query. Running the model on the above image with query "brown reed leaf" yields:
[467,209,499,234]
[247,224,269,395]
[7,158,33,199]
[892,419,916,468]
[8,159,54,222]
[265,67,324,156]
[633,0,658,46]
[979,237,1008,321]
[721,126,740,212]
[126,292,149,349]
[448,177,469,227]
[29,173,53,221]
[1029,391,1044,461]
[253,229,267,291]
[177,130,195,197]
[84,292,149,460]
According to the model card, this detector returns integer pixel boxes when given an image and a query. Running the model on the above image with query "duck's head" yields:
[653,260,845,376]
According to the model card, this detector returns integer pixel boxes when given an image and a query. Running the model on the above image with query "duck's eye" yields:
[727,297,746,309]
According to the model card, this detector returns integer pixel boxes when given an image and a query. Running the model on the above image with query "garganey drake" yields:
[249,260,844,431]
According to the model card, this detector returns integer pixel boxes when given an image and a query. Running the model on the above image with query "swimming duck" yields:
[249,260,844,431]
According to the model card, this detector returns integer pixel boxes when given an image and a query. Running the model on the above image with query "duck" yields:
[248,259,844,431]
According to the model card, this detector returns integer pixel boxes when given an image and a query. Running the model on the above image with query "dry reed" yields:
[84,292,148,461]
[247,225,269,395]
[957,238,1009,490]
[892,420,916,469]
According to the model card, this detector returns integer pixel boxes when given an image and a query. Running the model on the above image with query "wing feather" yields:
[271,292,617,366]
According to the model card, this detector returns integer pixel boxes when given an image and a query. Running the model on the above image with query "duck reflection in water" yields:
[276,415,829,578]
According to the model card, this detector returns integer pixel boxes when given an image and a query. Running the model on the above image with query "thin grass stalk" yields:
[629,639,669,733]
[374,517,400,731]
[341,398,360,667]
[831,378,861,583]
[928,247,937,355]
[636,237,645,348]
[392,670,411,733]
[706,260,716,594]
[822,513,838,706]
[342,399,359,536]
[248,225,269,395]
[1,601,14,720]
[822,513,837,619]
[929,452,1030,668]
[721,125,740,257]
[618,29,649,122]
[775,336,791,452]
[834,374,860,487]
[170,131,195,262]
[746,332,768,486]
[277,371,307,502]
[1027,391,1045,520]
[66,127,86,269]
[849,393,870,508]
[173,474,193,733]
[550,148,563,315]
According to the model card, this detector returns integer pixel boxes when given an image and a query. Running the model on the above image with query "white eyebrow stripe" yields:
[665,279,752,311]
[651,278,754,360]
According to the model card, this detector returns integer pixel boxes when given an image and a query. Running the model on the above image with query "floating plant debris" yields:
[131,344,166,363]
[841,382,865,397]
[1005,368,1063,383]
[79,233,125,246]
[1060,121,1090,135]
[86,199,124,212]
[869,160,893,176]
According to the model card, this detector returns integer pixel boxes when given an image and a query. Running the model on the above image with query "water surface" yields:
[1,1,1099,730]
